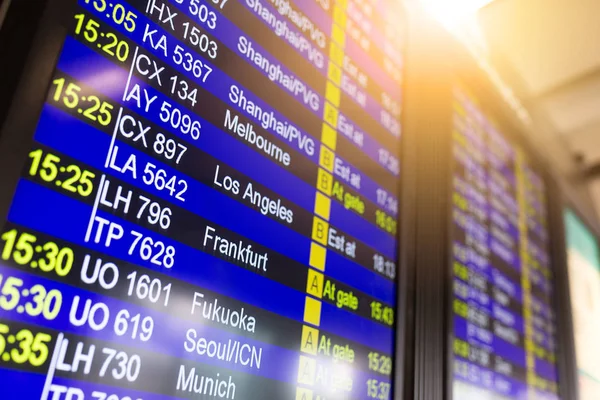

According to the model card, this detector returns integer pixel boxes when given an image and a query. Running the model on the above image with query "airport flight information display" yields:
[451,88,560,400]
[0,0,403,399]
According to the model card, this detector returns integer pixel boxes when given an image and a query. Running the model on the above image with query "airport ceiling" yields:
[477,0,600,224]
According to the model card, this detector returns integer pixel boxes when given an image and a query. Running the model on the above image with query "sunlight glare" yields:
[419,0,495,28]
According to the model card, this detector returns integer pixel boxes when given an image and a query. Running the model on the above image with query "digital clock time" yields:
[0,323,53,367]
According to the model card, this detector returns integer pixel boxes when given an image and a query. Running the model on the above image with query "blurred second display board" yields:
[450,85,559,400]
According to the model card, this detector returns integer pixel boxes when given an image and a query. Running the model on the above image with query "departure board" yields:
[451,88,560,400]
[0,0,403,399]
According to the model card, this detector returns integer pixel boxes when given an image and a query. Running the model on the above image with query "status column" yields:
[296,2,348,399]
[516,149,534,399]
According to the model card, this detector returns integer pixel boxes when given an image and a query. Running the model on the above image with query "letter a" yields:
[301,326,318,356]
[295,388,313,400]
[124,84,142,109]
[306,269,324,299]
[297,356,316,385]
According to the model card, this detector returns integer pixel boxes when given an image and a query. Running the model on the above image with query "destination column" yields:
[296,0,349,398]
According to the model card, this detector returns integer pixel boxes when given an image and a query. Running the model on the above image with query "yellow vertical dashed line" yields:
[298,1,348,395]
[516,149,535,399]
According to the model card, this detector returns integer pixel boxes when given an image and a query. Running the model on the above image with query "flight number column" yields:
[296,1,348,398]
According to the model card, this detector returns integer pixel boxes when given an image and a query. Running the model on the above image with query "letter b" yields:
[311,217,329,246]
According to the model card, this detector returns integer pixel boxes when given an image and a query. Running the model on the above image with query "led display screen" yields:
[451,87,560,400]
[0,0,403,399]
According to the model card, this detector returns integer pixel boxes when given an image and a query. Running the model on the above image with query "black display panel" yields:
[450,86,560,400]
[0,0,404,399]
